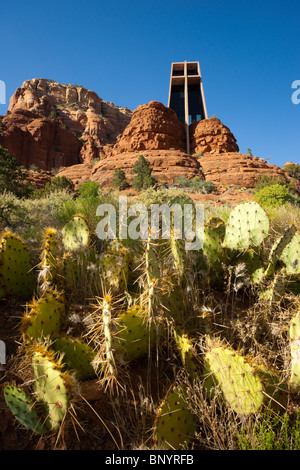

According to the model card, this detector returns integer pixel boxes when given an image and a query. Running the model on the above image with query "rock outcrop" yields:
[112,101,186,153]
[0,79,132,169]
[198,152,290,188]
[58,150,203,188]
[57,101,204,188]
[189,118,239,155]
[0,109,83,170]
[0,80,290,192]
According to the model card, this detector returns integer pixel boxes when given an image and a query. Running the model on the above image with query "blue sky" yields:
[0,0,299,167]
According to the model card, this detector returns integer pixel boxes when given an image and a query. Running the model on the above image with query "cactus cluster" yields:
[2,200,300,450]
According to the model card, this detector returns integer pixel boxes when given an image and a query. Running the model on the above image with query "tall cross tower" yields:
[168,61,207,154]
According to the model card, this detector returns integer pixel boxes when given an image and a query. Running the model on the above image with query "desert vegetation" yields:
[0,147,300,451]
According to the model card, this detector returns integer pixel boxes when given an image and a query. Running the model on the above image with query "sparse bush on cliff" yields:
[284,163,300,180]
[112,168,130,191]
[254,174,287,192]
[132,155,155,190]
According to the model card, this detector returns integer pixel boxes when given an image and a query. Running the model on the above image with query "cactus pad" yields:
[100,239,133,295]
[21,289,64,341]
[62,214,90,252]
[203,346,285,414]
[280,231,300,275]
[38,228,61,290]
[154,387,196,450]
[32,349,72,431]
[113,307,156,362]
[289,312,300,393]
[52,337,96,380]
[0,232,35,299]
[265,224,298,277]
[223,202,269,251]
[3,384,47,435]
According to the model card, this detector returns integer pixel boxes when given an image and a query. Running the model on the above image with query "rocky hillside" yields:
[0,79,292,190]
[58,101,290,190]
[0,79,132,170]
[58,101,205,187]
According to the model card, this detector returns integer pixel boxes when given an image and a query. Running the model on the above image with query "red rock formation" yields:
[56,163,95,188]
[0,109,82,170]
[25,170,53,189]
[0,79,132,170]
[58,150,203,189]
[198,152,290,188]
[189,118,239,155]
[57,101,204,188]
[113,101,186,153]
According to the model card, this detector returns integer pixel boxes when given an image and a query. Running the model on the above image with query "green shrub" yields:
[0,146,35,198]
[254,183,295,207]
[238,411,300,450]
[175,176,215,193]
[132,155,155,190]
[77,180,102,199]
[112,168,129,190]
[33,176,75,198]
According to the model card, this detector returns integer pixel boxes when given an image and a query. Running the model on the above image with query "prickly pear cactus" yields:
[0,232,35,300]
[32,348,73,431]
[154,386,197,450]
[21,289,64,341]
[202,223,226,268]
[259,271,286,303]
[265,224,298,277]
[100,239,133,295]
[38,228,61,292]
[3,384,47,435]
[113,307,157,362]
[173,327,198,376]
[203,345,285,415]
[223,202,269,251]
[236,249,264,285]
[52,337,96,380]
[205,216,226,241]
[62,214,90,252]
[280,231,300,275]
[170,233,186,284]
[289,312,300,393]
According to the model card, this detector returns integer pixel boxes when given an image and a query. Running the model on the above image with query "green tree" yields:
[0,145,35,198]
[132,155,155,191]
[112,168,129,190]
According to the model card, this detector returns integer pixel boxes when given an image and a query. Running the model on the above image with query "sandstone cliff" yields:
[58,101,204,187]
[0,79,291,191]
[0,79,132,169]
